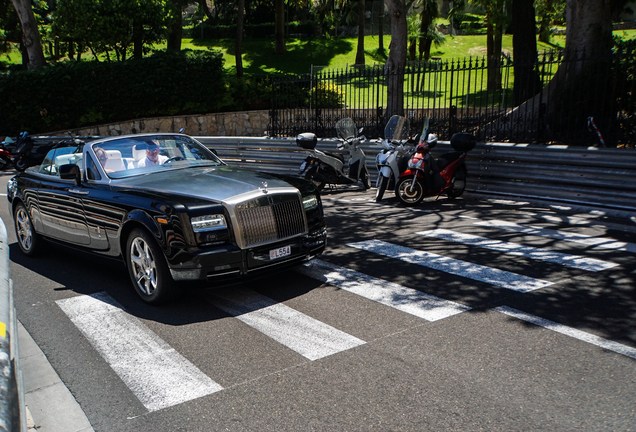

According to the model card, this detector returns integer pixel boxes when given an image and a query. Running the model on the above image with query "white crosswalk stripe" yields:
[56,292,223,412]
[475,219,636,253]
[205,288,366,361]
[417,229,618,272]
[495,306,636,360]
[296,259,470,321]
[348,239,554,292]
[56,217,636,412]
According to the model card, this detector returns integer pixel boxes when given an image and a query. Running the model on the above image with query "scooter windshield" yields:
[336,118,357,141]
[384,115,410,143]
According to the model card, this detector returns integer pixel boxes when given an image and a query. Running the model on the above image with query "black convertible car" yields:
[7,133,327,304]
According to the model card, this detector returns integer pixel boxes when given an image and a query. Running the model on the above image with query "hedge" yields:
[0,50,231,135]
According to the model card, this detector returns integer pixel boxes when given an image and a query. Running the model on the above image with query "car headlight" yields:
[191,214,227,232]
[6,177,17,201]
[302,194,318,211]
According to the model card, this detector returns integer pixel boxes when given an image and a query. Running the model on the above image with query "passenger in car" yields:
[137,141,168,167]
[95,148,114,173]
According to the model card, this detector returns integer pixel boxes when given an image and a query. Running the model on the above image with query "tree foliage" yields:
[52,0,165,61]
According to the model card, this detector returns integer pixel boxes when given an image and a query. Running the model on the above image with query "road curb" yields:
[18,321,94,432]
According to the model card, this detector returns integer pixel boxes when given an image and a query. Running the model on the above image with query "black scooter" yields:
[10,132,57,172]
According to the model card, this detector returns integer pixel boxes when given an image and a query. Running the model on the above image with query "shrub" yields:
[0,49,227,135]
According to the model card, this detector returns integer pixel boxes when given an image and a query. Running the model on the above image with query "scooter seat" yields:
[435,151,463,171]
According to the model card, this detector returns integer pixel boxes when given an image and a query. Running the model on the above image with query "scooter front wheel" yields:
[361,168,371,190]
[396,176,425,206]
[375,175,388,202]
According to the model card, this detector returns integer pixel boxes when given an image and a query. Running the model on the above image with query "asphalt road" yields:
[2,171,636,432]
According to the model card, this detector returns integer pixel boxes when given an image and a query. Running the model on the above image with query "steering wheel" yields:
[164,156,185,164]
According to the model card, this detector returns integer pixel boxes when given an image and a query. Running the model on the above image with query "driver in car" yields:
[138,141,168,167]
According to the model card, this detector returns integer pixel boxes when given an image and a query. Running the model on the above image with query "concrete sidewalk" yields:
[18,321,94,432]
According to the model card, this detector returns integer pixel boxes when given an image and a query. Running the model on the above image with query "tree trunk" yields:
[355,0,366,65]
[133,20,144,59]
[504,0,615,143]
[512,0,541,105]
[275,0,286,54]
[236,0,245,77]
[167,1,183,51]
[198,0,213,20]
[10,0,45,69]
[384,0,407,120]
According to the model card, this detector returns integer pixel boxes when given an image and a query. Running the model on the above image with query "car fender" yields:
[120,210,165,259]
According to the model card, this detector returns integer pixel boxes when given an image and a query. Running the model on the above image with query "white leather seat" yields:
[104,150,126,172]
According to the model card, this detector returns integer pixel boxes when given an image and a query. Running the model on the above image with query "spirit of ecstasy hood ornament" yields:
[261,181,268,193]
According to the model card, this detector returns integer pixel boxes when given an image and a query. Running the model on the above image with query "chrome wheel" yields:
[396,176,425,206]
[14,203,40,256]
[129,236,158,296]
[126,228,176,304]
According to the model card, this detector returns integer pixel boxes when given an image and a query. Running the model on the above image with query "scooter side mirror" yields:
[428,134,438,149]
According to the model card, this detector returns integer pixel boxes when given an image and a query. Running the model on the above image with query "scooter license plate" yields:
[299,161,307,172]
[270,245,291,260]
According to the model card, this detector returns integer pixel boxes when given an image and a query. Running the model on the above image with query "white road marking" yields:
[297,259,470,321]
[206,288,365,361]
[348,240,553,293]
[475,220,636,253]
[56,292,223,412]
[495,306,636,360]
[417,229,618,272]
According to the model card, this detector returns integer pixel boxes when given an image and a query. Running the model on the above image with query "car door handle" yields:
[68,189,89,195]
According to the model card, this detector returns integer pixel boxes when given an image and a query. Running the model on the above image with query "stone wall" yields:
[60,109,271,137]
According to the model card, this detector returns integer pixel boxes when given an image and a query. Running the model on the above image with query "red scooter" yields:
[395,117,476,206]
[0,138,15,170]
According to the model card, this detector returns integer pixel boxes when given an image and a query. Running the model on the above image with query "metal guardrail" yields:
[199,136,636,212]
[0,219,25,432]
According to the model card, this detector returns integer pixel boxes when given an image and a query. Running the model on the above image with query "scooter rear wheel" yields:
[396,176,425,206]
[305,169,326,191]
[447,164,467,198]
[375,175,388,202]
[14,157,28,172]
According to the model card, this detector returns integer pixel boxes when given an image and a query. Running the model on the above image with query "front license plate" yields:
[270,245,291,260]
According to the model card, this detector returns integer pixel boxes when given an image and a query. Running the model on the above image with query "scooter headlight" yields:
[408,158,424,169]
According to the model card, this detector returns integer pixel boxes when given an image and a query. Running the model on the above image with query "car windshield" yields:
[91,135,224,179]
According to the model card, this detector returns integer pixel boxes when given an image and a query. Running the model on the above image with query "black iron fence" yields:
[268,49,636,147]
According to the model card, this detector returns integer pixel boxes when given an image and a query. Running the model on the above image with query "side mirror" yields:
[59,163,81,186]
[428,134,438,149]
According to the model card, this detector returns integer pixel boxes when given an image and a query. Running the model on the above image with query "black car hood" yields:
[113,166,297,203]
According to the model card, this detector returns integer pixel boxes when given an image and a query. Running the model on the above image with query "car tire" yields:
[375,175,388,202]
[14,202,41,256]
[126,228,177,305]
[395,176,425,206]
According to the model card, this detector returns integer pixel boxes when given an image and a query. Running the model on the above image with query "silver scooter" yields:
[297,118,371,191]
[375,115,416,201]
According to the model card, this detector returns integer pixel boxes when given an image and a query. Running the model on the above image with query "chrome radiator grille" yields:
[235,194,307,247]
